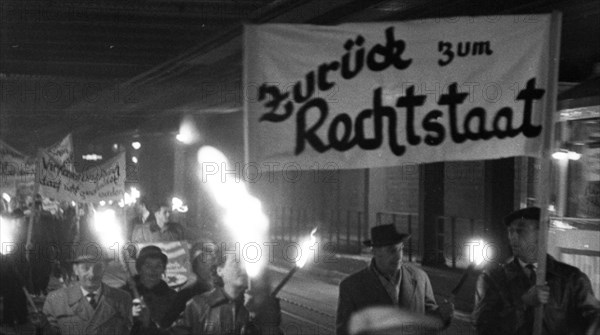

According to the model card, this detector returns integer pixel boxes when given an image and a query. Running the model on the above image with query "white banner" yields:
[0,139,35,194]
[244,15,556,169]
[46,133,74,171]
[37,150,126,203]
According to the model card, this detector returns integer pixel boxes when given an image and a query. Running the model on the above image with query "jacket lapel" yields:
[67,284,93,321]
[363,268,394,305]
[505,257,528,284]
[89,284,118,329]
[399,266,418,311]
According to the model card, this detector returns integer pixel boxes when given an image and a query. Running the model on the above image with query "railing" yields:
[267,206,365,254]
[376,211,419,262]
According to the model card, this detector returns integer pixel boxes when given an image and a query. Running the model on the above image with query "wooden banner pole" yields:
[533,10,562,335]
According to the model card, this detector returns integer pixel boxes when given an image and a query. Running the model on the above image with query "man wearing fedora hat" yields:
[32,252,132,335]
[336,224,453,335]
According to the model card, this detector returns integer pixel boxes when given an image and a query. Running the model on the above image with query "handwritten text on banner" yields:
[244,15,554,169]
[37,150,126,202]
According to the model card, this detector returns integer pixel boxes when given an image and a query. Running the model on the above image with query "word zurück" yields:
[257,27,545,156]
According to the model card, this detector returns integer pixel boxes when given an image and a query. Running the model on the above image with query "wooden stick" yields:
[533,11,562,335]
[271,266,299,297]
[451,263,475,296]
[22,286,38,313]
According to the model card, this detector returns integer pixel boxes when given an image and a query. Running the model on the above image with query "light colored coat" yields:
[336,262,442,335]
[42,283,132,335]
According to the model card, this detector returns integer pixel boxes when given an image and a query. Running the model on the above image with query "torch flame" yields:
[296,228,318,268]
[467,238,488,267]
[93,209,123,247]
[0,215,17,255]
[197,146,270,278]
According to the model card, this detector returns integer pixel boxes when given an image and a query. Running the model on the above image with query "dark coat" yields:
[169,287,282,335]
[120,275,177,335]
[159,280,212,328]
[472,255,600,335]
[336,262,441,335]
[170,287,249,335]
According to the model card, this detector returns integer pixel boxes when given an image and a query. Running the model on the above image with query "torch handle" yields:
[120,246,142,301]
[271,266,299,298]
[23,286,39,313]
[451,263,475,296]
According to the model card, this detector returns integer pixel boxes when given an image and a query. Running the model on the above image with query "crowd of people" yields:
[0,194,283,335]
[1,196,599,334]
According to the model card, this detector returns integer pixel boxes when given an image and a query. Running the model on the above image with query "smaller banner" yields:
[0,139,35,195]
[137,241,192,288]
[36,150,126,203]
[46,134,74,171]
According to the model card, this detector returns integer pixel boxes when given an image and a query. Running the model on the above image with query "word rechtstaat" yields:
[257,27,544,156]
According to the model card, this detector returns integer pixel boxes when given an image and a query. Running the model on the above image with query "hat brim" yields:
[363,234,411,247]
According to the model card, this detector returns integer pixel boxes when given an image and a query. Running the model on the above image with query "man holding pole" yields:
[472,207,600,335]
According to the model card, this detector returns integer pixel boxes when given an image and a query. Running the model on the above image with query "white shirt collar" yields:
[80,285,102,298]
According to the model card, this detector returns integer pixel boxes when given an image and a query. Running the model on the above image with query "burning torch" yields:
[197,146,270,288]
[450,238,488,299]
[271,228,317,297]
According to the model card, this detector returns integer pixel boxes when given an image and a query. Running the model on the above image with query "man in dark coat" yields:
[336,224,453,335]
[121,245,176,335]
[472,207,600,335]
[170,242,282,335]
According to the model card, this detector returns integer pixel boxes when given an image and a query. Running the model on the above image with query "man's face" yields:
[217,254,248,290]
[139,257,165,288]
[507,219,538,263]
[155,206,171,225]
[373,242,404,274]
[193,243,217,280]
[73,262,105,291]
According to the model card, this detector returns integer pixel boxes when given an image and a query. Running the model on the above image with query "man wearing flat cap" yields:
[336,224,453,335]
[121,245,176,334]
[472,207,600,335]
[33,253,132,335]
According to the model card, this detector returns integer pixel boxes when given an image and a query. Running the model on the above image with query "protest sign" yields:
[36,150,126,203]
[46,133,74,171]
[244,15,556,169]
[0,139,35,195]
[1,134,72,198]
